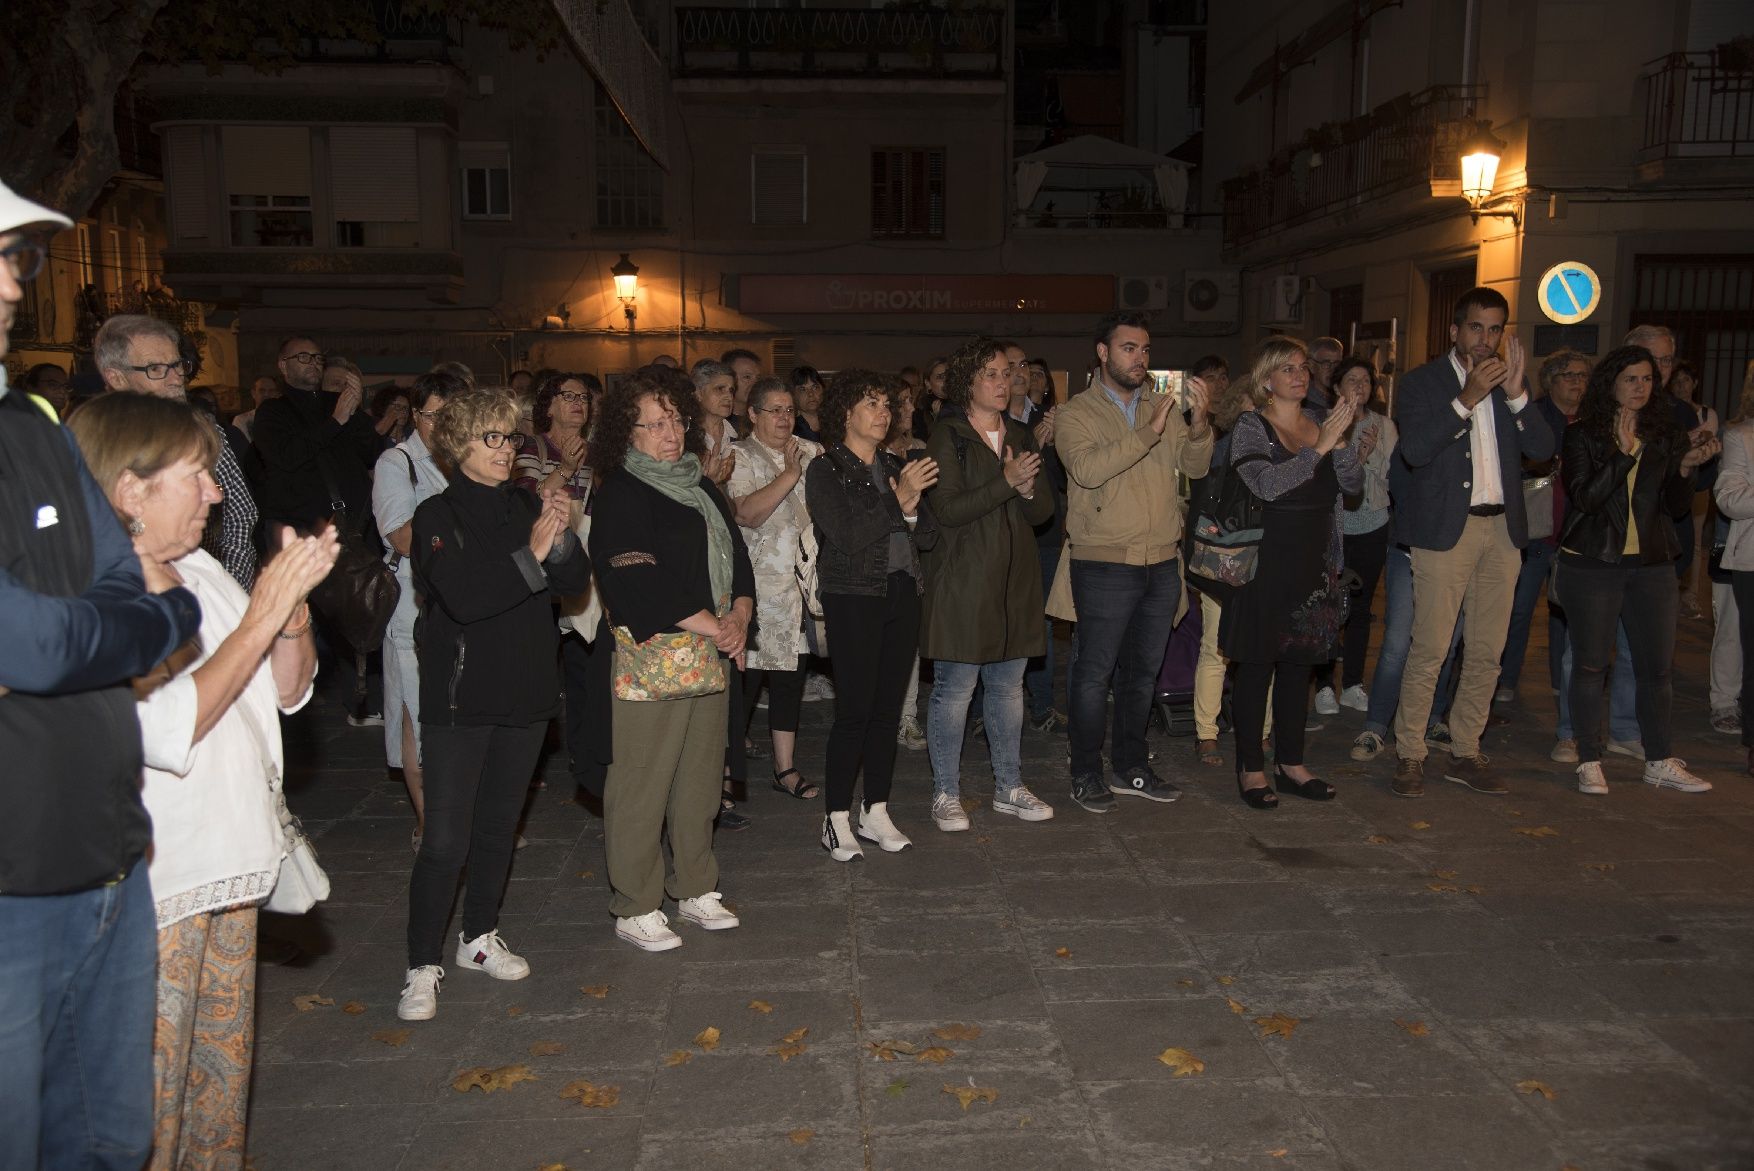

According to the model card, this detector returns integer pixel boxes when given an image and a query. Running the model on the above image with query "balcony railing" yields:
[1221,85,1485,250]
[674,6,1002,79]
[1640,52,1754,159]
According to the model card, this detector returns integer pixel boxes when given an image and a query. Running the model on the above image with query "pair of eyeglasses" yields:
[282,351,326,367]
[1,239,46,282]
[127,359,195,381]
[756,405,797,418]
[414,408,441,422]
[555,391,589,404]
[480,431,526,450]
[633,416,684,434]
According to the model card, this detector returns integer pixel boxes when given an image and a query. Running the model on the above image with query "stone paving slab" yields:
[246,618,1754,1169]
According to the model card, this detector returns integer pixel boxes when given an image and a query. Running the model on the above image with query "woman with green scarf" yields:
[589,375,756,952]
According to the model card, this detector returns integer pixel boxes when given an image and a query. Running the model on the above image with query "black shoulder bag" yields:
[1182,423,1267,602]
[305,451,400,652]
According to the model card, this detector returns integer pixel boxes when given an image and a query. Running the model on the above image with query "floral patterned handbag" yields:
[610,624,728,701]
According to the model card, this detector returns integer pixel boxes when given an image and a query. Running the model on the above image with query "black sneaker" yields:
[717,800,752,831]
[1070,772,1116,814]
[1110,765,1181,803]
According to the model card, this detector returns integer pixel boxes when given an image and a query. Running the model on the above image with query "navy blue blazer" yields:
[1390,354,1556,552]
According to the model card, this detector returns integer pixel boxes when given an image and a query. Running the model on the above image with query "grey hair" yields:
[1310,336,1344,358]
[748,375,791,412]
[690,359,732,389]
[94,315,182,375]
[1622,323,1675,349]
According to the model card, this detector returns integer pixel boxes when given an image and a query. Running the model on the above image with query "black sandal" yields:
[1274,767,1337,801]
[771,767,820,800]
[1237,772,1278,810]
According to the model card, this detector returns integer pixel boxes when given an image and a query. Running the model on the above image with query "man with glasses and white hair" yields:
[251,334,382,532]
[96,314,261,589]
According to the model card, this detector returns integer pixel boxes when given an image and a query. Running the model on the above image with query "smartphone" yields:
[1149,369,1188,410]
[904,448,930,463]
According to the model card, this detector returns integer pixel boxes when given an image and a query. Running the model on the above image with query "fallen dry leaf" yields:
[1175,978,1197,988]
[1411,820,1433,830]
[780,1026,809,1044]
[1432,868,1459,880]
[1464,885,1485,895]
[1427,883,1461,893]
[452,1064,537,1094]
[916,1046,955,1064]
[1366,834,1392,844]
[538,1164,568,1171]
[663,1049,692,1067]
[1514,826,1560,839]
[1157,1047,1205,1077]
[528,1041,565,1057]
[788,1129,814,1146]
[575,869,594,879]
[506,1004,526,1017]
[934,1023,982,1041]
[1225,997,1247,1016]
[1054,947,1072,959]
[942,1083,999,1111]
[976,835,992,845]
[341,1001,366,1015]
[1216,975,1236,986]
[558,1079,619,1108]
[371,1028,411,1048]
[1584,862,1614,873]
[771,1041,808,1062]
[694,1026,721,1052]
[1254,1013,1300,1039]
[885,1076,911,1097]
[292,993,334,1012]
[869,1039,918,1062]
[1268,1151,1289,1160]
[1394,1019,1431,1038]
[959,796,980,814]
[748,999,774,1014]
[579,984,610,1000]
[1516,1079,1557,1101]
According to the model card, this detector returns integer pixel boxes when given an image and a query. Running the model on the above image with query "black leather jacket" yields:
[1558,423,1694,566]
[805,444,938,596]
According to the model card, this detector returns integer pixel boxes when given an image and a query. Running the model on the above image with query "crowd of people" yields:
[1,170,1743,1167]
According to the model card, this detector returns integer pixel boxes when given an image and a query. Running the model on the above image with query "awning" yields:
[1013,135,1192,225]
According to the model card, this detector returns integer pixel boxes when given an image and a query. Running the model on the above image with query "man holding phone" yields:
[1053,311,1212,811]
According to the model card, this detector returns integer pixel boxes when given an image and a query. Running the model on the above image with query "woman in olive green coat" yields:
[920,337,1058,832]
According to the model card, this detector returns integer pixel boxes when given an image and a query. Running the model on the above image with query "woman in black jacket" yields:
[1556,345,1719,797]
[398,390,591,1022]
[804,371,939,861]
[589,376,756,952]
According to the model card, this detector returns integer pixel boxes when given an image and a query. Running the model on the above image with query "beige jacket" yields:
[1046,381,1213,622]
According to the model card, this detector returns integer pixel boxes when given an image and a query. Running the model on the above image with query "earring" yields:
[127,517,145,537]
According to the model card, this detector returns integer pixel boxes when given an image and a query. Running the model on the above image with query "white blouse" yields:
[137,549,312,929]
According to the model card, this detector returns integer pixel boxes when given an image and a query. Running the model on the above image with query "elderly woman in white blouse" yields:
[68,393,337,1170]
[728,379,824,800]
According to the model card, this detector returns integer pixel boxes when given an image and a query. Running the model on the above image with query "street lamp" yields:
[610,252,640,329]
[1458,121,1517,225]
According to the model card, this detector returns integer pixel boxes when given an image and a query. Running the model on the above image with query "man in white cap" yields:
[0,180,202,1171]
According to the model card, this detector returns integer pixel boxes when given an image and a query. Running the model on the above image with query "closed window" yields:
[594,82,663,230]
[223,126,314,247]
[331,126,421,245]
[461,142,512,220]
[751,146,807,225]
[871,147,945,239]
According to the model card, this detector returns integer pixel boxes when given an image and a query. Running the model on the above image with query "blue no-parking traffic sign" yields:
[1537,262,1602,325]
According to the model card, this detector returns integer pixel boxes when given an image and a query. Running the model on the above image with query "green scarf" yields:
[623,450,734,613]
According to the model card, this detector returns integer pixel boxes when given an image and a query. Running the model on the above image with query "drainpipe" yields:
[1461,0,1479,114]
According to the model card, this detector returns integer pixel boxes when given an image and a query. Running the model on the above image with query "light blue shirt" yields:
[1097,375,1142,427]
[372,430,447,576]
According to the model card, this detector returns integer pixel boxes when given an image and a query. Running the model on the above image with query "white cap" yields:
[0,180,73,234]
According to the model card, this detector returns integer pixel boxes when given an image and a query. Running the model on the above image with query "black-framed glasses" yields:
[281,350,326,367]
[128,359,195,381]
[555,390,589,404]
[1,239,46,282]
[480,430,526,450]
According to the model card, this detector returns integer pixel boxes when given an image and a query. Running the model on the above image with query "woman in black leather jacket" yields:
[1556,345,1719,796]
[804,370,939,861]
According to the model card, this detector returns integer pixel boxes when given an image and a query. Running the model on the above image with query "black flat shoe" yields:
[1237,773,1278,810]
[1274,767,1337,801]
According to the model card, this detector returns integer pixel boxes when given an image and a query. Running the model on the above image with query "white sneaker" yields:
[931,791,971,832]
[822,811,864,862]
[896,715,927,751]
[677,892,741,930]
[1313,687,1340,716]
[1576,761,1609,795]
[1550,739,1579,763]
[455,929,531,980]
[994,785,1055,822]
[1339,685,1368,712]
[856,802,913,852]
[1607,739,1646,761]
[1643,758,1711,793]
[803,675,836,702]
[616,910,683,952]
[1350,731,1384,762]
[397,964,443,1021]
[1494,687,1516,703]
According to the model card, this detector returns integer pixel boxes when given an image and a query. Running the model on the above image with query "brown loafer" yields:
[1391,756,1425,798]
[1444,754,1508,795]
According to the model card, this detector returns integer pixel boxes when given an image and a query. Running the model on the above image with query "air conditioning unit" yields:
[1117,274,1172,311]
[770,337,797,375]
[1263,274,1309,326]
[1182,269,1240,323]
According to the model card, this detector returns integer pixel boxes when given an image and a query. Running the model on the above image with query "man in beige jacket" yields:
[1052,311,1212,811]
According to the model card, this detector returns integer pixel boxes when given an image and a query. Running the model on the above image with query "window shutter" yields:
[164,126,207,240]
[751,147,807,225]
[330,126,419,222]
[221,126,312,196]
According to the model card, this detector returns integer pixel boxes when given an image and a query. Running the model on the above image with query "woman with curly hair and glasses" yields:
[396,389,592,1021]
[1558,345,1719,796]
[514,371,595,503]
[589,375,756,949]
[805,371,940,861]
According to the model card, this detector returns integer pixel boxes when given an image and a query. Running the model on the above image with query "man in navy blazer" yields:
[1389,287,1555,797]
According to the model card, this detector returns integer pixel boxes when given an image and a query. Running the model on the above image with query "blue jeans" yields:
[1025,543,1061,719]
[1556,618,1639,743]
[1067,559,1181,778]
[1500,537,1557,691]
[1364,544,1463,739]
[929,658,1027,798]
[0,863,156,1171]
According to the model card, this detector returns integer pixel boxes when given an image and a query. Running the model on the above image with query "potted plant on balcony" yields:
[1717,35,1754,75]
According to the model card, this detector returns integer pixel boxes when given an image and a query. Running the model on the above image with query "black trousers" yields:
[406,721,545,967]
[821,573,920,813]
[1559,554,1677,764]
[1232,660,1312,774]
[743,662,807,737]
[1314,524,1389,691]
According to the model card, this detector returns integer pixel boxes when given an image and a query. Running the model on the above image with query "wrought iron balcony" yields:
[1220,85,1485,250]
[674,6,1003,79]
[1640,51,1754,159]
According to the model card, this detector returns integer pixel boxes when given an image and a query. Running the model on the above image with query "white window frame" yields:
[461,142,512,221]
